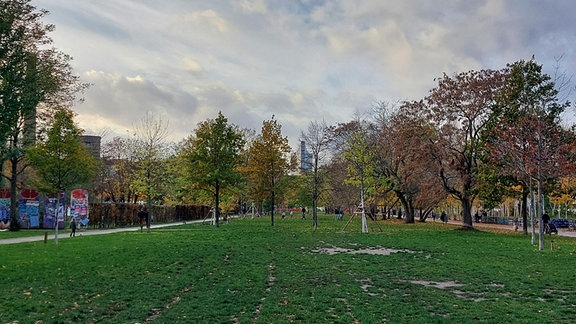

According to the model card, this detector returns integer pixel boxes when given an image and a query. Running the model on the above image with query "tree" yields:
[131,113,170,231]
[99,136,140,203]
[242,117,295,226]
[27,108,98,193]
[300,120,331,230]
[484,59,573,248]
[1,1,86,230]
[181,111,245,227]
[425,69,506,228]
[377,101,445,223]
[341,118,376,233]
[27,109,98,242]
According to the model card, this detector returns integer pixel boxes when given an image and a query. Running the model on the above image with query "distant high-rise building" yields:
[80,135,101,158]
[300,141,313,172]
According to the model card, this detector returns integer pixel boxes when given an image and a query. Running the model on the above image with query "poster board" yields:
[0,188,10,229]
[44,193,65,229]
[70,189,89,226]
[18,189,40,228]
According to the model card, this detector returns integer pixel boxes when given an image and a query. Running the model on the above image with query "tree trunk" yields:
[9,155,19,231]
[214,183,220,227]
[521,189,529,235]
[461,197,473,228]
[396,191,415,224]
[270,190,275,226]
[312,184,318,230]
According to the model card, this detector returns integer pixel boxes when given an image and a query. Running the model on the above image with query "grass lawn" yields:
[0,228,58,239]
[1,214,575,323]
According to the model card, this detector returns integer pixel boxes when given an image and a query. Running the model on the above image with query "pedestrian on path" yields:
[70,218,77,237]
[138,207,149,230]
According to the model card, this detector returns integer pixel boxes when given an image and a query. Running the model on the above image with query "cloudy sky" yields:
[33,0,576,148]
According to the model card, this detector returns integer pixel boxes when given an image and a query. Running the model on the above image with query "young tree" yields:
[27,109,98,242]
[300,120,331,230]
[341,119,376,233]
[99,136,140,203]
[0,1,86,230]
[27,109,98,192]
[131,113,170,231]
[242,117,295,226]
[181,111,245,227]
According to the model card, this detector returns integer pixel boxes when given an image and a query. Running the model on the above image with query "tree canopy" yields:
[182,111,245,227]
[26,109,98,194]
[242,117,295,226]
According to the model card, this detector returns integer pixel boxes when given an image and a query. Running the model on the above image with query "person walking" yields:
[69,218,77,237]
[542,213,551,233]
[301,207,306,220]
[440,211,447,224]
[138,207,149,230]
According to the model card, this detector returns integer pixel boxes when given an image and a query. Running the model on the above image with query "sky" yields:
[32,0,576,149]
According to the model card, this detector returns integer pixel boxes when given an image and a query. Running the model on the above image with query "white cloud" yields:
[32,0,576,149]
[183,9,229,32]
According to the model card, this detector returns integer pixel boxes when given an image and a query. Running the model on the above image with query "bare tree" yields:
[300,120,331,230]
[131,113,170,231]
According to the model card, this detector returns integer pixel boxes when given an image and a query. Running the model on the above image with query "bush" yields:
[88,203,210,228]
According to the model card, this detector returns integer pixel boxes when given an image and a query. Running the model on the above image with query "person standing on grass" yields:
[69,218,77,237]
[301,207,306,220]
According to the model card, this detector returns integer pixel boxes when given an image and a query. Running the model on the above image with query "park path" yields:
[444,219,576,238]
[2,217,575,245]
[0,221,194,245]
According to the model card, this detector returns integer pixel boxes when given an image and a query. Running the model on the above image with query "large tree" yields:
[484,59,573,248]
[425,69,506,228]
[0,1,85,230]
[377,101,445,223]
[242,117,295,226]
[181,111,245,227]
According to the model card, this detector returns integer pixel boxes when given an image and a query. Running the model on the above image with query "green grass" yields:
[1,215,575,323]
[0,228,56,239]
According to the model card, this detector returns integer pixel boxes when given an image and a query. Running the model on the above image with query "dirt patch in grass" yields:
[402,280,493,302]
[408,280,463,289]
[311,246,417,255]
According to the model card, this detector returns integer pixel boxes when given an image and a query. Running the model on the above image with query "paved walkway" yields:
[0,222,193,245]
[444,219,576,238]
[2,218,575,245]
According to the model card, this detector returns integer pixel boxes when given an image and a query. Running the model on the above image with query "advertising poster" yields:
[44,193,65,229]
[70,189,89,227]
[18,189,40,228]
[0,188,10,229]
